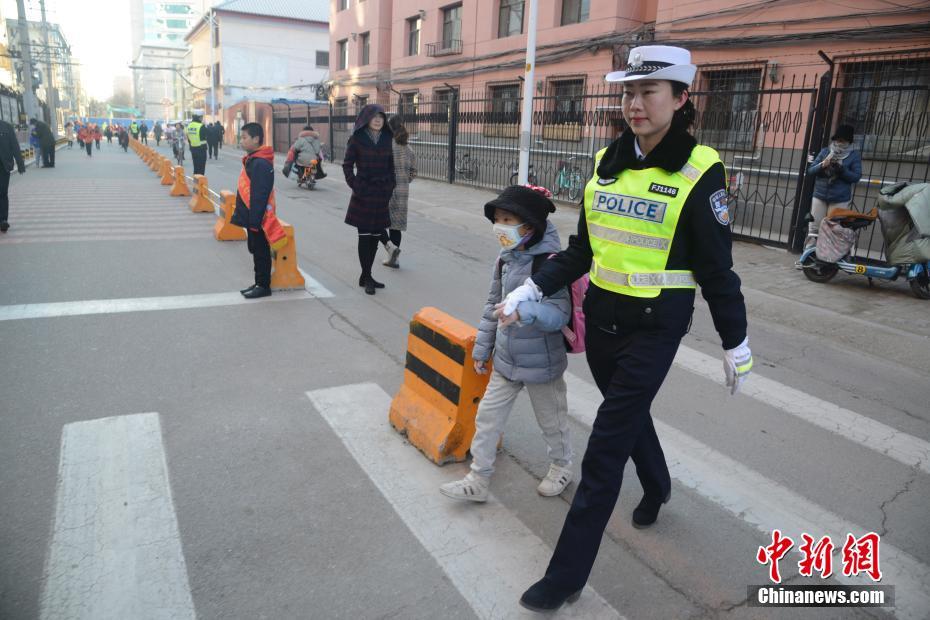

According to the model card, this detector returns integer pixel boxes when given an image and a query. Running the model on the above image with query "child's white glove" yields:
[499,278,542,317]
[723,337,753,395]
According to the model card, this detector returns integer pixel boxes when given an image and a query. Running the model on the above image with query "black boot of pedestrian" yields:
[632,490,671,529]
[240,284,256,295]
[519,578,582,612]
[242,285,271,299]
[0,221,9,233]
[358,274,384,289]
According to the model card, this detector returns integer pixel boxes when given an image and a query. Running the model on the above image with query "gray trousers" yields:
[469,370,573,478]
[808,197,850,236]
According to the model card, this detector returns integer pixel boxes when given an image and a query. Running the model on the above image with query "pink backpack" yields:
[499,254,589,354]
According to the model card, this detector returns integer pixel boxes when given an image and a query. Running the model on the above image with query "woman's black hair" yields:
[670,81,696,133]
[303,124,314,131]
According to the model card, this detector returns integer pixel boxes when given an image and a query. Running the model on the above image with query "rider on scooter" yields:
[283,125,326,180]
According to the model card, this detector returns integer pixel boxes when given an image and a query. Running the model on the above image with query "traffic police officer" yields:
[187,111,208,175]
[499,45,753,612]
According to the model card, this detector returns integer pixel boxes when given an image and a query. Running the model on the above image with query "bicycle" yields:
[552,156,584,201]
[509,159,538,186]
[454,152,478,181]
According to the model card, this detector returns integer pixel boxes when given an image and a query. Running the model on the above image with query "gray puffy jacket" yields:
[473,221,571,384]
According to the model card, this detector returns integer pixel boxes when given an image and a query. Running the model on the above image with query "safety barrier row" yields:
[129,138,305,291]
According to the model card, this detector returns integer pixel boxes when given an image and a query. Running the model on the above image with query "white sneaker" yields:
[439,472,489,502]
[382,242,401,268]
[537,463,573,497]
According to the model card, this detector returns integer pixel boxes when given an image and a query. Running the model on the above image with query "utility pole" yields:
[15,0,39,124]
[39,0,58,134]
[208,10,216,122]
[517,0,538,185]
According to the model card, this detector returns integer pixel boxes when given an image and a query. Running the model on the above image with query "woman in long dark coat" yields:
[343,104,395,295]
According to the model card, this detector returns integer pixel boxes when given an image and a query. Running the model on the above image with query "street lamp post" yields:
[517,0,538,185]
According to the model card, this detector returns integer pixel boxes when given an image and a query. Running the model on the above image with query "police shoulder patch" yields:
[597,177,615,186]
[709,189,730,226]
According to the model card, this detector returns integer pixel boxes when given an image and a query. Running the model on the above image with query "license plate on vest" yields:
[592,191,666,224]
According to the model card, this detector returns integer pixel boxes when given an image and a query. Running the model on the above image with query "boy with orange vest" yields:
[231,122,276,299]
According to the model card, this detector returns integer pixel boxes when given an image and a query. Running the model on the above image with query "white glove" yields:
[723,337,753,396]
[500,278,542,317]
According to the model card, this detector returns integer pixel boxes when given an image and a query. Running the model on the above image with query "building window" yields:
[697,68,762,150]
[550,78,584,124]
[442,4,463,50]
[498,0,524,38]
[338,39,348,70]
[399,91,419,133]
[837,58,930,161]
[165,19,187,29]
[560,0,589,25]
[359,32,370,66]
[316,51,329,68]
[337,0,348,10]
[334,97,348,129]
[490,83,521,123]
[407,17,421,56]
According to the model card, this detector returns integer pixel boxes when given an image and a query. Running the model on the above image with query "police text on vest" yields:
[592,191,667,224]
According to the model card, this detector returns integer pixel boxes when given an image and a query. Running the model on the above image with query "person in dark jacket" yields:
[0,119,26,232]
[30,118,55,168]
[153,122,163,146]
[231,122,275,299]
[804,124,862,246]
[215,121,225,149]
[205,122,219,160]
[342,104,396,295]
[499,45,751,613]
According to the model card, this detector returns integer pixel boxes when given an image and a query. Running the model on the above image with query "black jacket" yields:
[531,129,748,349]
[232,150,275,231]
[32,120,55,149]
[0,120,25,174]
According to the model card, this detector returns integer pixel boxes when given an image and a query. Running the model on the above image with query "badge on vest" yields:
[596,177,615,186]
[709,189,730,226]
[592,191,666,224]
[648,182,679,198]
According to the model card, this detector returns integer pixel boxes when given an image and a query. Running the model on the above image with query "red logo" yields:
[758,531,882,583]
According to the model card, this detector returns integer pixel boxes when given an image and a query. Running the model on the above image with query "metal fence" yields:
[325,48,929,257]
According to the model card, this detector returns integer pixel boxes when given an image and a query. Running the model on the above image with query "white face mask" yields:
[493,223,526,249]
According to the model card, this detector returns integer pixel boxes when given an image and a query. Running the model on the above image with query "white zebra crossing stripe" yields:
[40,413,195,620]
[306,382,623,620]
[674,345,930,475]
[563,372,930,620]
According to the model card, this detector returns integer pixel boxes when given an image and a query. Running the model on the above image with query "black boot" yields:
[519,578,582,612]
[242,285,271,299]
[632,490,671,529]
[358,274,384,289]
[240,284,256,295]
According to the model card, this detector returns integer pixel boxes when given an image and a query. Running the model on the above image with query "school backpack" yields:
[497,254,589,353]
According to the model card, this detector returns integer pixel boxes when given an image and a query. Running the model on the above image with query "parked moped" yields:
[796,184,930,299]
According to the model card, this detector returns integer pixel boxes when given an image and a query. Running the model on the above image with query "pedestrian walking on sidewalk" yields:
[379,116,416,269]
[343,104,396,295]
[75,121,84,149]
[215,121,225,149]
[104,124,113,144]
[231,122,275,299]
[65,122,74,148]
[154,122,163,146]
[79,125,93,157]
[499,45,752,613]
[139,121,148,145]
[129,120,139,141]
[187,111,208,175]
[0,118,27,233]
[206,122,219,160]
[118,126,129,152]
[30,118,55,168]
[439,185,573,503]
[93,125,102,151]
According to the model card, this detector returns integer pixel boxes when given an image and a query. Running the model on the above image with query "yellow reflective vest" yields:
[186,121,203,147]
[584,144,723,298]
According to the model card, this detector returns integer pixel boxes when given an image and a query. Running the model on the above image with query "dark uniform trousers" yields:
[544,318,682,591]
[247,227,272,289]
[0,168,10,223]
[191,145,207,175]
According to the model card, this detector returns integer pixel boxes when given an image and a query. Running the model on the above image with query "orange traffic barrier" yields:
[214,190,246,241]
[189,175,213,213]
[270,220,306,290]
[160,158,173,185]
[153,155,165,174]
[149,151,160,171]
[170,166,191,197]
[389,308,492,465]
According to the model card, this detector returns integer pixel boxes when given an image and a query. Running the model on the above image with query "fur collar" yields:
[596,129,697,179]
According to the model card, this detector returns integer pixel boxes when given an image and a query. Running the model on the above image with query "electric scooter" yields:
[797,205,930,299]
